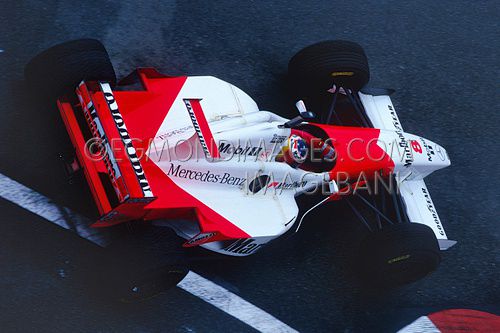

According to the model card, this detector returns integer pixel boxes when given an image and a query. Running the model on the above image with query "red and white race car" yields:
[25,39,455,299]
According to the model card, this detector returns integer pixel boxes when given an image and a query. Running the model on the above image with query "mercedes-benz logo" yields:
[436,145,446,161]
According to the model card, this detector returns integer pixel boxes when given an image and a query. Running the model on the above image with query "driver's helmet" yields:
[288,134,308,163]
[277,132,336,168]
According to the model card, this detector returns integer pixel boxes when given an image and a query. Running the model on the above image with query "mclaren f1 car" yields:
[25,39,455,301]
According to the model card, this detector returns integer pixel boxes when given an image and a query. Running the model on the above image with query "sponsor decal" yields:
[218,142,263,157]
[331,71,354,77]
[223,238,264,255]
[266,180,307,190]
[270,134,287,144]
[156,125,193,140]
[436,145,446,161]
[82,101,121,181]
[100,83,154,198]
[259,150,270,161]
[248,173,308,193]
[126,197,156,204]
[388,254,411,264]
[420,138,435,162]
[421,187,445,236]
[99,210,120,222]
[389,105,413,167]
[167,163,246,187]
[183,99,212,158]
[78,91,126,201]
[185,232,216,246]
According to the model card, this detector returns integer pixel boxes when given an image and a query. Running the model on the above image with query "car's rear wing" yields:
[57,81,156,226]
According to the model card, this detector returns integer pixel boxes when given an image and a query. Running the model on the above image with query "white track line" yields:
[0,172,298,333]
[178,271,298,333]
[0,173,108,246]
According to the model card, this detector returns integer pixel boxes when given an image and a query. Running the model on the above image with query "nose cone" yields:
[389,132,451,178]
[407,136,451,178]
[434,144,451,168]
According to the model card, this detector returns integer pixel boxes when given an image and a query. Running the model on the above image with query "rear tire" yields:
[100,225,189,302]
[24,39,116,99]
[357,223,441,287]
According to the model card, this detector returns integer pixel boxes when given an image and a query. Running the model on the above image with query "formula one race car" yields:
[25,39,455,300]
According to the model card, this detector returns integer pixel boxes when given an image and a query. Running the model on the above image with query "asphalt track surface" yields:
[0,1,499,332]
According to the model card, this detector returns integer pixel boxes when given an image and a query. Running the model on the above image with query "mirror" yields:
[280,100,316,128]
[295,100,316,119]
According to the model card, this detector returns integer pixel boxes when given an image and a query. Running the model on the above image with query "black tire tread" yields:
[288,40,370,93]
[24,39,116,99]
[358,222,441,287]
[101,226,188,302]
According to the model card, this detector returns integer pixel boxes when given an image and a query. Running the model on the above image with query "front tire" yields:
[288,40,370,116]
[288,40,369,92]
[357,223,441,287]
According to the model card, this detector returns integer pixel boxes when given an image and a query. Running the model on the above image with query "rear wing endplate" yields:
[58,81,156,225]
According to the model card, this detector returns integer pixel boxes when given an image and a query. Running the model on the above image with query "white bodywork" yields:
[359,92,454,249]
[151,77,453,255]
